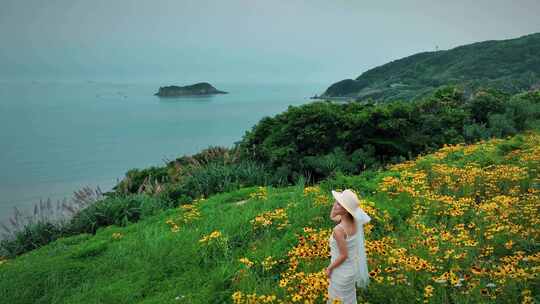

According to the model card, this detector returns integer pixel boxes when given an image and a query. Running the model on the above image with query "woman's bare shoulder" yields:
[332,225,346,240]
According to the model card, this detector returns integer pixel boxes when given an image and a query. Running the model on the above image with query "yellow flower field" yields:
[231,131,540,303]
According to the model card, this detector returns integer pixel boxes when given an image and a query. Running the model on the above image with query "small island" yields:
[154,82,228,97]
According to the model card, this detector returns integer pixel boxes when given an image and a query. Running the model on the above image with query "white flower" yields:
[486,283,496,288]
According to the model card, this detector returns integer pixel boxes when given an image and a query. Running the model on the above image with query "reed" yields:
[0,185,104,256]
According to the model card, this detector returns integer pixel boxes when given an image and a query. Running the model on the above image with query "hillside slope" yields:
[0,131,539,303]
[321,32,540,101]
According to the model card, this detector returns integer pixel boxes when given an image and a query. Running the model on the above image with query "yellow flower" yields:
[291,294,302,302]
[199,230,223,243]
[374,276,384,283]
[262,256,278,271]
[111,232,124,239]
[249,186,268,200]
[231,291,242,302]
[250,208,288,230]
[424,285,434,297]
[239,257,254,268]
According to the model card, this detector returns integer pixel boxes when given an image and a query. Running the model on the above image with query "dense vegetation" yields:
[239,87,540,182]
[1,131,538,303]
[321,32,540,101]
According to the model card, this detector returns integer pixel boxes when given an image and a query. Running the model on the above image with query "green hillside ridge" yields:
[321,32,540,101]
[1,130,538,303]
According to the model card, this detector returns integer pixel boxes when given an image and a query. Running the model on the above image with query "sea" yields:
[0,80,325,228]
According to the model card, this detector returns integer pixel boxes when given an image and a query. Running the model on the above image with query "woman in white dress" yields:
[325,189,371,304]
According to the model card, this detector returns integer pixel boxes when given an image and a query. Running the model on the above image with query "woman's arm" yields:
[327,227,348,272]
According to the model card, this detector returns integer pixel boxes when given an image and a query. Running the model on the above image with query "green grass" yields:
[1,132,539,303]
[0,184,337,303]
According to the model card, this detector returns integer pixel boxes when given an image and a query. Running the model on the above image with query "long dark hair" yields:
[341,211,354,222]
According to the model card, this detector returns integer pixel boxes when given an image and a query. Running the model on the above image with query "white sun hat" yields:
[331,189,371,225]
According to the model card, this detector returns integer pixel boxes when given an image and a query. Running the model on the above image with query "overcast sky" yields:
[1,0,539,84]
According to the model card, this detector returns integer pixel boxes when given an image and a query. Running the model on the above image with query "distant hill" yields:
[154,82,228,97]
[320,32,540,101]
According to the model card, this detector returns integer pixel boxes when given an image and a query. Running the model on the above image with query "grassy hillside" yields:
[1,130,539,303]
[321,32,540,101]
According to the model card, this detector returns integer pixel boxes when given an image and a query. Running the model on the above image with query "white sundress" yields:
[327,222,369,304]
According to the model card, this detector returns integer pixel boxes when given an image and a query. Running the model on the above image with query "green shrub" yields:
[162,160,283,203]
[319,170,382,197]
[66,194,163,235]
[463,123,491,142]
[488,113,517,137]
[0,221,64,257]
[112,166,169,194]
[235,86,540,185]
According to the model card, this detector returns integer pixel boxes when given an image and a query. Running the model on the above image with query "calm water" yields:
[0,81,324,226]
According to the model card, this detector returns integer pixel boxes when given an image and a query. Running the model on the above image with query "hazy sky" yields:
[1,0,539,84]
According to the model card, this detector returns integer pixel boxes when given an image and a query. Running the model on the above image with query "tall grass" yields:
[0,186,104,256]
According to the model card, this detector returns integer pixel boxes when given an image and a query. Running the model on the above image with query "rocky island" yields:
[154,82,228,97]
